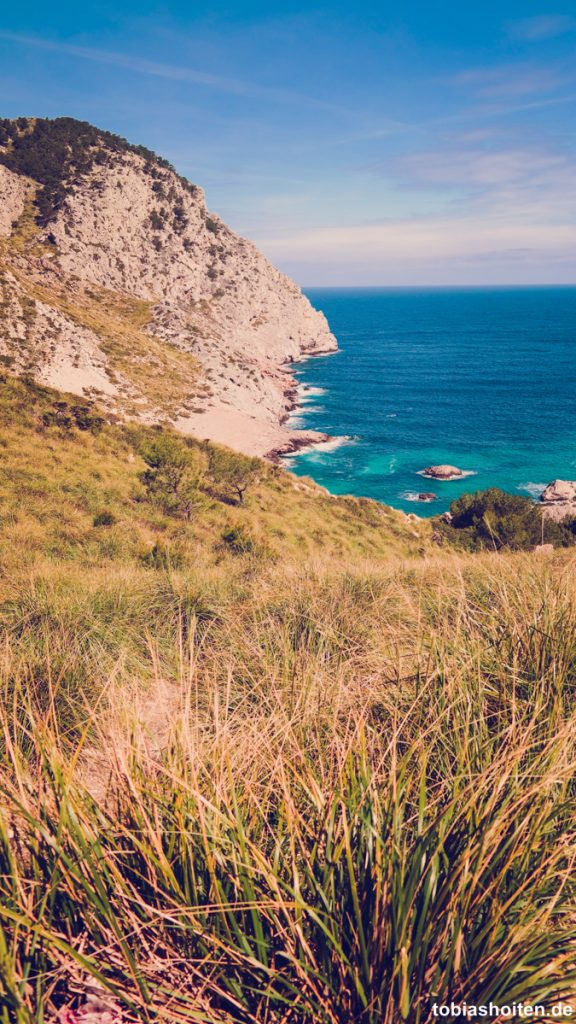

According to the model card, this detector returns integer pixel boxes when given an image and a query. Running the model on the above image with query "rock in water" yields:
[539,480,576,523]
[421,465,464,480]
[539,480,576,504]
[417,492,437,502]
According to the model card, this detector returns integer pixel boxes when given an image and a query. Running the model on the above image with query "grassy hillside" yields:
[0,374,426,565]
[1,373,576,1022]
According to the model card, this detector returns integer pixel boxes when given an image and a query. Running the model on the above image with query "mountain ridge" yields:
[0,116,337,455]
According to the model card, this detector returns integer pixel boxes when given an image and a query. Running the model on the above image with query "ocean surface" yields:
[284,287,576,517]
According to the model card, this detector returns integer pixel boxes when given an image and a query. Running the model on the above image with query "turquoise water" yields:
[285,287,576,517]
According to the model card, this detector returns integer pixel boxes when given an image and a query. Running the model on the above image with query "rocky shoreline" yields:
[264,356,336,462]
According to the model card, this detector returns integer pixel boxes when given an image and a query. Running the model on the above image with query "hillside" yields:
[0,374,427,571]
[0,117,336,456]
[0,372,575,1020]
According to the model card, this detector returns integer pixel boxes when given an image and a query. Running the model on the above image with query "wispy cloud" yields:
[506,15,576,41]
[391,145,575,193]
[0,30,350,114]
[0,30,253,94]
[254,129,576,285]
[260,216,576,266]
[450,62,573,99]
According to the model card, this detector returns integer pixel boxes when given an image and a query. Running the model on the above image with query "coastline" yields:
[264,355,337,461]
[176,344,338,461]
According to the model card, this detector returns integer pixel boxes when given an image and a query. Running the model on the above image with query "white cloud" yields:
[506,15,576,41]
[391,145,575,192]
[254,137,576,284]
[450,62,573,98]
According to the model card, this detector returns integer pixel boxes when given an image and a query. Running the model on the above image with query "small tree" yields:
[140,435,207,519]
[208,447,261,505]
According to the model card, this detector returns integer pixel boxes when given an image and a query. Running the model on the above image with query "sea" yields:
[283,287,576,517]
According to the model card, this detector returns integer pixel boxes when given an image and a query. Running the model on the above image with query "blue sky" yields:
[1,0,575,285]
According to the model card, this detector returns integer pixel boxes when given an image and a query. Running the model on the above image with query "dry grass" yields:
[7,269,202,414]
[0,376,428,569]
[1,550,576,1021]
[1,204,202,414]
[0,376,574,1021]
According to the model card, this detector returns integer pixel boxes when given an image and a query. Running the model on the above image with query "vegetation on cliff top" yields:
[0,116,197,225]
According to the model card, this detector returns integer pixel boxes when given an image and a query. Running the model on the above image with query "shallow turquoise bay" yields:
[285,287,576,517]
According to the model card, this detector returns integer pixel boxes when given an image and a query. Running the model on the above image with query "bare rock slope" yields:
[540,480,576,521]
[0,117,336,454]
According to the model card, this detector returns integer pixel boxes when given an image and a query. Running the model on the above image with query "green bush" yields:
[41,400,105,433]
[440,488,576,551]
[92,510,116,528]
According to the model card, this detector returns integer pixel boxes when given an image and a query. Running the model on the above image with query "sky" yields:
[1,0,575,285]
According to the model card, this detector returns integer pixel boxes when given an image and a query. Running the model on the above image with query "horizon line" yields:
[301,282,576,290]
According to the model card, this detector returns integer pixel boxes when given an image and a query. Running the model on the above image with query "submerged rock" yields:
[421,465,464,480]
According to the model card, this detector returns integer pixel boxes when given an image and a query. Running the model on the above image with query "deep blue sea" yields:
[284,287,576,517]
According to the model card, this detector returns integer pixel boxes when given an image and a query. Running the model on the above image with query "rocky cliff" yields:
[0,117,336,454]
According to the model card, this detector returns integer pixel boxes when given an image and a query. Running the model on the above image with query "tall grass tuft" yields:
[1,550,576,1020]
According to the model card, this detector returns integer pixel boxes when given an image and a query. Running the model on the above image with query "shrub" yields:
[220,525,257,555]
[148,208,165,231]
[41,400,105,433]
[92,510,116,527]
[140,434,207,519]
[209,447,261,505]
[0,117,199,225]
[439,488,576,551]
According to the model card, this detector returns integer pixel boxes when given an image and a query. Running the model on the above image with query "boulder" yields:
[417,492,437,502]
[421,465,464,480]
[539,480,576,504]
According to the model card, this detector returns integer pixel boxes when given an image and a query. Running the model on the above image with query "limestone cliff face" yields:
[0,119,336,454]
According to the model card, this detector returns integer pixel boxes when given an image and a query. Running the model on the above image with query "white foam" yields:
[518,482,547,498]
[281,435,355,462]
[402,491,428,502]
[297,385,327,397]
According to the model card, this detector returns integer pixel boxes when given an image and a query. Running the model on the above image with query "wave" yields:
[286,415,306,429]
[281,435,356,465]
[401,491,436,503]
[297,385,327,398]
[518,482,547,498]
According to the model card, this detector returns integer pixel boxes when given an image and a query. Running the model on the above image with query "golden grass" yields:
[2,551,576,1020]
[0,376,429,568]
[0,375,574,1021]
[5,268,202,414]
[1,205,203,414]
